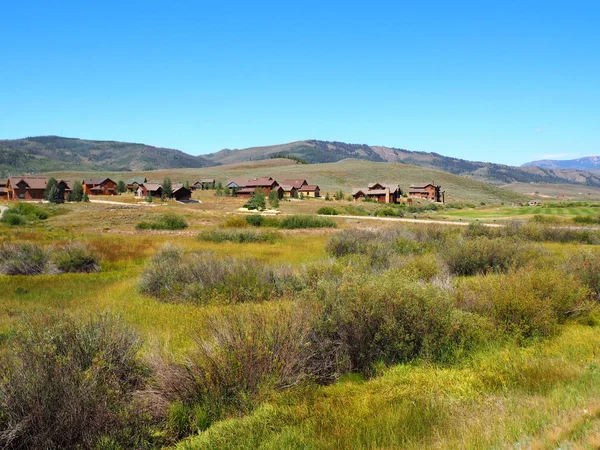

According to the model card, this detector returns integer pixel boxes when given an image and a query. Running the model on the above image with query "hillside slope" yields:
[0,136,213,176]
[45,158,527,204]
[206,140,600,187]
[522,156,600,171]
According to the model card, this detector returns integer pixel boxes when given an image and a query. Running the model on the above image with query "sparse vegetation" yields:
[317,206,339,215]
[198,229,281,243]
[137,213,188,230]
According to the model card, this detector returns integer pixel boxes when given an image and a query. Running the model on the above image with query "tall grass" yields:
[198,229,281,243]
[0,243,49,275]
[137,213,188,230]
[244,214,337,229]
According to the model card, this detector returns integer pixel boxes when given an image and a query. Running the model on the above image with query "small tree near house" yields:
[116,180,126,194]
[244,189,267,211]
[268,189,280,209]
[162,177,173,199]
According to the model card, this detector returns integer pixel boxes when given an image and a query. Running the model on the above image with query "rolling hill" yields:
[3,135,600,189]
[522,156,600,171]
[0,136,213,176]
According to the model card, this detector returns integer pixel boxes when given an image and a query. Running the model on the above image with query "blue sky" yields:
[1,1,598,165]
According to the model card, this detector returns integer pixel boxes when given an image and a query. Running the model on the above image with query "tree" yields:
[244,189,266,211]
[83,193,90,202]
[217,181,223,190]
[48,183,64,204]
[44,178,58,201]
[325,192,331,201]
[215,186,223,197]
[224,186,231,197]
[116,181,126,194]
[70,182,84,202]
[162,178,173,199]
[268,189,280,209]
[184,181,190,190]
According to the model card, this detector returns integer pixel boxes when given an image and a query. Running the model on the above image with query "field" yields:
[3,194,600,449]
[442,204,600,221]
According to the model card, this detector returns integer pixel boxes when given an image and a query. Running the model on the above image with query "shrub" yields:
[139,246,300,304]
[456,269,593,339]
[244,189,266,211]
[0,213,27,226]
[52,242,101,273]
[278,215,337,229]
[221,215,248,228]
[0,313,152,449]
[441,237,541,276]
[0,202,51,226]
[573,215,600,225]
[198,229,281,244]
[564,249,600,299]
[308,271,489,375]
[246,214,265,227]
[0,243,49,275]
[317,207,339,215]
[136,213,188,230]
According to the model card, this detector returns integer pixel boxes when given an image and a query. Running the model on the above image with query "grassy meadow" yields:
[3,195,600,449]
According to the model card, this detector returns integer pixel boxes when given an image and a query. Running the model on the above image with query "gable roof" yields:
[8,176,48,190]
[281,179,307,189]
[126,177,147,185]
[279,185,297,192]
[83,178,114,185]
[246,177,276,187]
[410,183,438,189]
[226,178,249,187]
[299,185,319,192]
[142,183,163,192]
[200,178,216,183]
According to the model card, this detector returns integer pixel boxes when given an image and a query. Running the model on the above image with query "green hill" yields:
[45,158,527,204]
[0,136,213,176]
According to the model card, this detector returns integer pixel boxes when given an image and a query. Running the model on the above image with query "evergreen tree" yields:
[116,180,126,194]
[217,181,223,190]
[244,189,266,210]
[162,178,173,199]
[268,189,280,209]
[48,183,64,204]
[44,178,58,201]
[224,186,231,196]
[71,182,84,202]
[184,181,190,190]
[83,193,90,202]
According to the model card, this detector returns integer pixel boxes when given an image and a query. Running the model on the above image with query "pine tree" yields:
[44,178,58,201]
[162,178,173,199]
[116,181,126,194]
[184,181,190,190]
[71,182,84,202]
[48,184,64,204]
[244,189,266,210]
[224,186,231,197]
[83,193,90,202]
[268,189,280,209]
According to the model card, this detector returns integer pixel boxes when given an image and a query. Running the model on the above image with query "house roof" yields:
[8,176,48,190]
[352,188,366,196]
[410,183,438,189]
[408,188,430,194]
[172,184,191,193]
[0,179,6,187]
[236,187,256,194]
[279,184,297,192]
[299,185,319,192]
[226,178,249,187]
[57,180,73,190]
[246,177,276,187]
[142,183,163,192]
[84,178,113,185]
[281,179,307,189]
[200,178,215,183]
[126,177,146,185]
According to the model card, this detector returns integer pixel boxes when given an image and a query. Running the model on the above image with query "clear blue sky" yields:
[1,1,598,165]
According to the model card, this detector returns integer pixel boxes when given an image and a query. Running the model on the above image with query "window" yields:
[19,194,24,199]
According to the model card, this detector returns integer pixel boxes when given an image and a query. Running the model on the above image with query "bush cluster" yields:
[244,214,337,229]
[139,246,300,304]
[0,243,101,275]
[137,213,188,230]
[0,203,52,226]
[317,206,339,215]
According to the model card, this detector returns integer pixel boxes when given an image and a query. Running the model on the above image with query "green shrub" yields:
[317,207,339,215]
[246,214,265,227]
[442,237,542,276]
[244,189,267,211]
[0,313,152,449]
[52,243,101,273]
[198,229,281,244]
[278,215,336,229]
[0,243,49,275]
[456,269,593,339]
[136,213,188,230]
[573,215,600,225]
[139,246,301,304]
[0,202,52,226]
[0,212,27,226]
[564,249,600,299]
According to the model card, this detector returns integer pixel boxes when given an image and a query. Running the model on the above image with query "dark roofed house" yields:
[408,182,444,203]
[6,176,48,200]
[298,185,320,198]
[226,178,249,189]
[245,177,279,194]
[190,181,203,191]
[352,183,402,203]
[83,178,117,196]
[172,184,192,201]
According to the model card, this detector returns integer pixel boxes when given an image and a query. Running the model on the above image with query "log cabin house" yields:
[279,185,298,198]
[126,177,147,192]
[408,183,444,203]
[136,183,163,199]
[171,184,192,201]
[281,179,308,189]
[6,177,49,200]
[82,178,117,196]
[352,183,402,203]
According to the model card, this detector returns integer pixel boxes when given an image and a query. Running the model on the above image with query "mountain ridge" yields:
[522,156,600,171]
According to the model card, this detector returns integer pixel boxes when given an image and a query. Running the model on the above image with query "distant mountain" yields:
[522,156,600,171]
[3,136,600,189]
[205,140,600,188]
[0,136,214,177]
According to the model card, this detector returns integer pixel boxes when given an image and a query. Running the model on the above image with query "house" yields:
[528,200,542,206]
[190,181,203,191]
[236,186,284,199]
[352,183,402,203]
[136,183,163,199]
[408,183,444,203]
[245,177,280,194]
[279,185,298,198]
[200,179,216,189]
[0,179,7,199]
[126,177,147,192]
[225,178,248,189]
[83,178,117,196]
[298,185,320,198]
[6,176,48,200]
[172,184,192,201]
[281,179,308,190]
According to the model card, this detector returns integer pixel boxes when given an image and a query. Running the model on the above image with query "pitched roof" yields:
[126,177,146,185]
[172,184,191,193]
[142,183,163,192]
[200,178,215,183]
[281,179,307,189]
[246,177,276,187]
[236,187,257,194]
[410,183,438,189]
[8,176,48,190]
[84,178,113,185]
[299,185,319,191]
[0,179,6,187]
[352,188,367,196]
[408,188,430,194]
[226,178,249,187]
[279,185,297,192]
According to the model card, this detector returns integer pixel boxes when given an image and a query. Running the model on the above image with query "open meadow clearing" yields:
[3,196,600,449]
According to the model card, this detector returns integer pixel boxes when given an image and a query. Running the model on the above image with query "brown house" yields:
[190,181,203,191]
[83,178,117,196]
[245,177,279,194]
[236,186,284,199]
[352,183,402,203]
[279,185,298,198]
[172,184,192,201]
[298,185,320,198]
[136,183,163,199]
[126,177,147,192]
[6,177,48,200]
[408,183,444,203]
[281,179,308,190]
